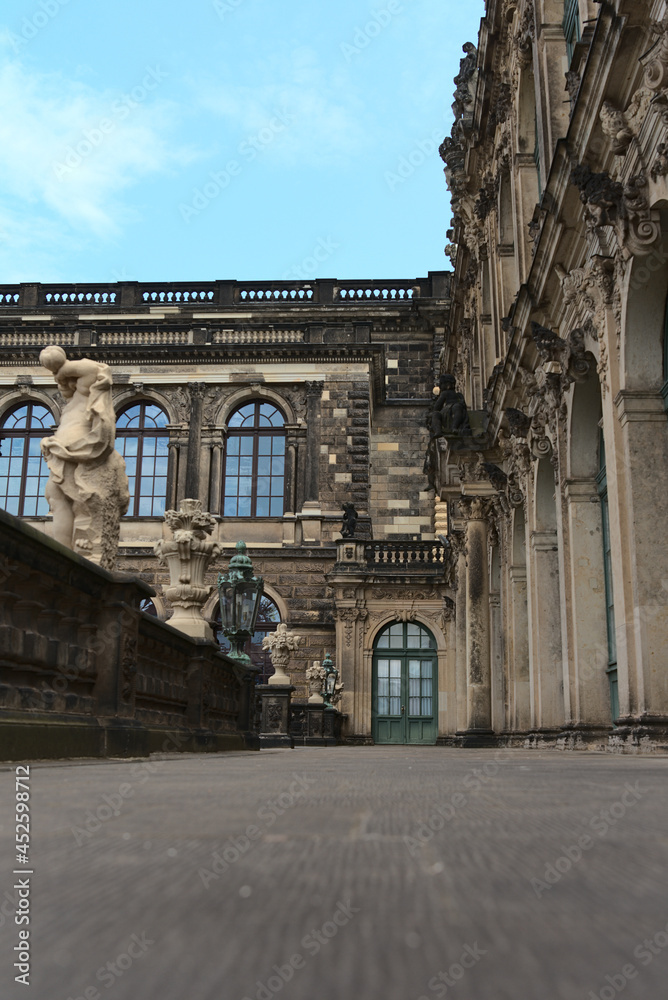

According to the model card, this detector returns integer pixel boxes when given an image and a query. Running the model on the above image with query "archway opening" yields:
[372,621,438,745]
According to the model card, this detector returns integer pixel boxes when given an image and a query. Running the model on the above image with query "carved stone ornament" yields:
[261,623,302,686]
[306,660,326,704]
[644,16,668,94]
[514,0,535,69]
[154,499,221,641]
[458,496,492,522]
[571,165,661,257]
[599,101,634,156]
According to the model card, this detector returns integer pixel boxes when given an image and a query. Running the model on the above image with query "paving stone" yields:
[1,748,667,1000]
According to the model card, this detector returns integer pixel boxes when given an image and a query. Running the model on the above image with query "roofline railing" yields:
[0,274,451,311]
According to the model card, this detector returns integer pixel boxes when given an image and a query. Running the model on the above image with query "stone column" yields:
[459,497,494,742]
[527,529,564,731]
[304,381,323,503]
[208,438,224,515]
[185,383,205,501]
[454,540,468,734]
[562,479,611,728]
[509,564,530,731]
[612,390,668,731]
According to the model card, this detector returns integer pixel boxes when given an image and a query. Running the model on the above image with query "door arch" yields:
[372,621,438,745]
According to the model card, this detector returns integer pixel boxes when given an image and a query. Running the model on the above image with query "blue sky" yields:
[0,0,484,284]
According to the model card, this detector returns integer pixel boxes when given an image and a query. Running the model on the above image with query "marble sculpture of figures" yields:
[39,345,129,570]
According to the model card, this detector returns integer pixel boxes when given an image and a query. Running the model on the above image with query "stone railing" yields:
[0,274,450,312]
[364,540,446,570]
[0,508,256,760]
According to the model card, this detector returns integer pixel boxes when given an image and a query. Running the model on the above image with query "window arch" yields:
[0,402,53,516]
[214,593,282,684]
[116,402,169,517]
[223,401,286,517]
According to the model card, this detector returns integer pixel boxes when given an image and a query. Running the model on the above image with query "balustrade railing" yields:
[365,540,446,569]
[0,275,448,312]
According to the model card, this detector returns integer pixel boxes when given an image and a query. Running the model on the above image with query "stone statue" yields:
[427,373,470,438]
[39,345,129,570]
[340,503,359,538]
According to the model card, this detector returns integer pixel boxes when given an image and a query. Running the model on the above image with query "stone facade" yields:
[433,0,668,750]
[0,276,453,743]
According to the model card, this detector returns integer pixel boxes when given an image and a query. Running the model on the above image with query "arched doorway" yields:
[372,621,438,745]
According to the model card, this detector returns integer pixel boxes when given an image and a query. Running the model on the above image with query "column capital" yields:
[458,496,493,522]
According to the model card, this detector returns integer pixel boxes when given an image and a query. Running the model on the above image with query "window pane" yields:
[256,497,270,517]
[227,437,240,456]
[256,477,270,496]
[257,437,272,455]
[257,456,271,475]
[270,497,284,516]
[238,497,251,517]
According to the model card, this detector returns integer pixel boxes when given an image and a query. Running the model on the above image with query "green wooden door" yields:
[372,622,438,745]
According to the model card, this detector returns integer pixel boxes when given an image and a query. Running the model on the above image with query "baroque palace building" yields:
[434,0,668,749]
[0,275,455,745]
[2,0,667,751]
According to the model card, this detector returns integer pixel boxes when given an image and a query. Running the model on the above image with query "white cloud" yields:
[0,57,198,258]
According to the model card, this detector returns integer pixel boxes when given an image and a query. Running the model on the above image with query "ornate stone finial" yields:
[340,503,359,538]
[306,659,327,704]
[261,622,301,686]
[39,345,130,571]
[154,499,220,640]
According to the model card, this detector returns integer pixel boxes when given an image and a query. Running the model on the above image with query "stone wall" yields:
[0,508,255,761]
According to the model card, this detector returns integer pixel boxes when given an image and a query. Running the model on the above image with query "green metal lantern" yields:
[217,541,264,667]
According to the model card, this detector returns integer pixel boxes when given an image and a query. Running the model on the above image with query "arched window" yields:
[116,402,169,517]
[214,594,282,684]
[0,402,53,516]
[223,401,286,517]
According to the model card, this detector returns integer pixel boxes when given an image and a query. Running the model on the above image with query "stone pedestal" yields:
[257,684,295,748]
[290,702,346,746]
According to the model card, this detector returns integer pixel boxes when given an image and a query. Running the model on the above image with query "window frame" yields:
[0,401,54,518]
[563,0,581,63]
[116,400,170,519]
[223,400,287,519]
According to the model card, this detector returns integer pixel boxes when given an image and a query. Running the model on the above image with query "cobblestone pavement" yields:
[1,747,668,1000]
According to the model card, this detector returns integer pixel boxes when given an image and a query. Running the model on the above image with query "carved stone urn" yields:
[154,499,221,640]
[306,660,326,704]
[261,622,301,686]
